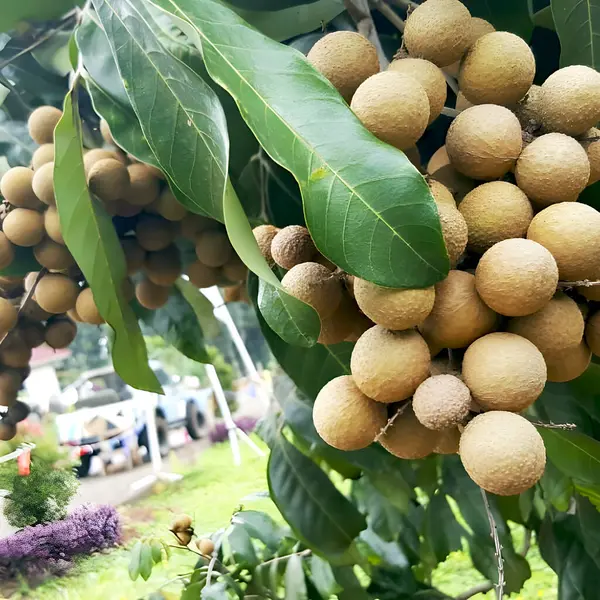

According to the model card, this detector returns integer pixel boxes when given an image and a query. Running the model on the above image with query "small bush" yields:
[209,416,257,444]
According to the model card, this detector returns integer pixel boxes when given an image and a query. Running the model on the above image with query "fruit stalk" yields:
[480,488,504,600]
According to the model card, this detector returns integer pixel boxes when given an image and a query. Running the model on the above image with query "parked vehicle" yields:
[53,361,213,476]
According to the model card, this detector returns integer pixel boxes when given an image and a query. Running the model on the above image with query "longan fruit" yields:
[0,167,43,209]
[196,538,215,556]
[144,245,182,287]
[31,144,54,170]
[585,311,600,357]
[33,238,75,270]
[455,91,473,112]
[135,215,176,251]
[0,233,15,270]
[135,278,170,310]
[0,333,31,368]
[306,31,379,102]
[0,369,21,396]
[3,208,45,247]
[28,106,62,144]
[544,341,592,383]
[0,298,17,334]
[514,84,543,129]
[31,161,55,206]
[426,146,476,200]
[196,230,233,268]
[186,260,218,289]
[434,427,461,455]
[19,319,45,349]
[34,273,79,314]
[180,213,219,240]
[444,17,496,77]
[45,316,77,349]
[319,295,372,345]
[428,180,456,206]
[75,287,105,325]
[124,163,160,206]
[413,374,471,430]
[351,71,430,150]
[44,207,64,245]
[171,514,192,532]
[154,187,187,221]
[436,201,468,266]
[88,158,130,202]
[580,128,600,186]
[121,237,146,275]
[112,199,142,218]
[222,255,247,283]
[83,148,125,172]
[380,404,439,459]
[253,224,280,265]
[0,423,17,441]
[271,226,317,270]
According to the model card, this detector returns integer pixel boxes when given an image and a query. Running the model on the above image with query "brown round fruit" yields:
[83,148,125,172]
[144,245,182,287]
[135,215,176,252]
[135,278,170,310]
[353,277,434,330]
[434,427,461,454]
[1,167,43,209]
[0,233,14,271]
[0,369,22,395]
[380,404,439,459]
[253,224,280,265]
[581,127,600,186]
[45,317,77,349]
[544,341,591,382]
[0,298,17,334]
[195,230,233,268]
[19,319,45,348]
[585,311,600,357]
[31,161,55,206]
[0,422,17,441]
[426,146,476,200]
[196,538,215,556]
[180,214,219,240]
[459,411,545,496]
[222,255,247,283]
[446,104,522,179]
[125,163,160,206]
[0,333,32,368]
[444,17,496,77]
[75,288,105,325]
[271,226,317,270]
[455,91,473,112]
[351,325,430,403]
[187,260,220,289]
[35,273,79,314]
[28,106,62,144]
[319,295,372,345]
[514,84,544,129]
[436,201,468,266]
[154,187,187,221]
[31,144,55,170]
[351,71,429,150]
[3,208,45,247]
[33,238,74,270]
[475,238,558,317]
[413,374,471,430]
[44,207,64,245]
[171,514,192,532]
[459,181,533,253]
[313,375,387,450]
[307,31,379,103]
[88,158,130,202]
[121,237,146,275]
[429,180,455,206]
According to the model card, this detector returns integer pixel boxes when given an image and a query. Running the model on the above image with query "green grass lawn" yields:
[15,441,557,600]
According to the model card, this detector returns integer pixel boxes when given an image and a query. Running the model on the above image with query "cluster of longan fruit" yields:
[279,0,600,496]
[170,513,215,555]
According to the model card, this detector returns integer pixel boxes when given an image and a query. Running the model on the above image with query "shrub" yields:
[209,416,257,444]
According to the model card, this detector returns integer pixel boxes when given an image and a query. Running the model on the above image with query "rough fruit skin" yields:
[527,202,600,281]
[83,148,124,172]
[154,187,187,221]
[351,326,430,403]
[353,278,434,330]
[585,311,600,357]
[419,270,497,349]
[388,58,447,123]
[33,238,74,270]
[125,163,160,206]
[35,273,79,314]
[88,158,130,203]
[544,341,591,382]
[446,105,522,180]
[351,71,429,150]
[581,127,600,185]
[507,293,584,355]
[459,411,545,496]
[253,225,279,265]
[403,0,472,67]
[318,296,373,344]
[462,332,547,412]
[76,287,105,325]
[28,106,62,144]
[187,260,219,289]
[196,230,233,268]
[180,214,219,240]
[459,181,533,253]
[196,538,215,556]
[3,208,45,247]
[45,318,77,349]
[313,375,387,450]
[459,32,535,106]
[475,238,558,317]
[282,262,342,319]
[31,162,56,206]
[271,226,317,270]
[135,278,170,310]
[541,65,600,135]
[434,427,461,454]
[413,374,470,430]
[0,298,17,333]
[514,84,543,129]
[515,133,590,205]
[121,238,146,275]
[429,180,455,206]
[0,233,14,270]
[444,17,495,77]
[31,144,54,170]
[380,404,439,459]
[136,215,176,252]
[144,245,182,287]
[44,207,64,245]
[1,167,42,209]
[306,32,379,103]
[436,202,468,266]
[427,146,476,200]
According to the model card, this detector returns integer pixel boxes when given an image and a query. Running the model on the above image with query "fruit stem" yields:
[480,488,504,600]
[344,0,390,68]
[374,401,409,441]
[557,279,600,288]
[531,421,576,430]
[371,1,406,33]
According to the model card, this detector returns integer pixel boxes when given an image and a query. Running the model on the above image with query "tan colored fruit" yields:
[154,187,187,221]
[45,317,77,349]
[426,146,476,200]
[515,133,590,205]
[271,225,319,270]
[75,288,105,325]
[19,319,45,348]
[196,230,233,268]
[135,278,170,310]
[581,128,600,185]
[428,180,455,206]
[514,85,543,129]
[413,374,470,430]
[318,295,371,344]
[28,106,62,144]
[124,163,160,206]
[222,255,247,283]
[88,158,130,203]
[282,262,342,319]
[43,207,64,245]
[35,273,79,314]
[380,404,439,458]
[171,514,192,533]
[0,298,17,334]
[403,0,472,67]
[460,411,545,496]
[0,388,17,407]
[121,237,146,275]
[585,311,600,357]
[0,369,21,395]
[313,375,387,450]
[196,538,215,556]
[475,238,558,316]
[353,277,434,330]
[527,202,600,281]
[351,325,430,403]
[144,245,182,287]
[434,427,461,454]
[0,333,32,368]
[0,167,43,209]
[31,161,55,206]
[180,214,219,240]
[0,233,14,270]
[541,65,600,135]
[463,332,547,411]
[31,144,55,170]
[33,238,74,270]
[419,270,498,348]
[351,71,429,150]
[136,215,176,251]
[187,260,220,289]
[508,293,584,355]
[99,118,114,145]
[307,31,379,103]
[459,181,533,253]
[445,17,496,77]
[111,198,142,217]
[0,422,16,441]
[388,58,447,123]
[455,91,473,112]
[459,32,535,105]
[436,201,468,266]
[253,224,280,264]
[446,104,522,179]
[83,149,125,172]
[3,208,45,247]
[544,341,591,382]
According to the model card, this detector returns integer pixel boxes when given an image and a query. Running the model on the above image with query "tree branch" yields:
[371,1,405,32]
[441,107,460,118]
[531,421,577,430]
[375,401,409,441]
[558,279,600,288]
[344,0,389,68]
[455,581,494,600]
[480,488,504,600]
[260,549,311,567]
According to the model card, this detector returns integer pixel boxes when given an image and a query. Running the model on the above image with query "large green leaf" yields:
[151,0,449,288]
[284,553,308,600]
[552,0,600,68]
[226,0,320,10]
[267,432,367,559]
[176,278,220,339]
[462,0,534,40]
[54,87,161,393]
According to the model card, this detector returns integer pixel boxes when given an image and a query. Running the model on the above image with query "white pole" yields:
[145,395,162,473]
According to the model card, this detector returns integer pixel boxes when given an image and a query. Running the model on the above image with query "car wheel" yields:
[186,403,206,440]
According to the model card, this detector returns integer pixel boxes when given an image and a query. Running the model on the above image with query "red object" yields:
[17,449,31,476]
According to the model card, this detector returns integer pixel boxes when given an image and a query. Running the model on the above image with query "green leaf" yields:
[151,541,163,564]
[226,0,320,10]
[422,492,465,563]
[267,432,366,559]
[577,495,600,567]
[333,567,370,600]
[310,554,341,597]
[232,510,283,551]
[181,582,204,600]
[462,0,534,40]
[0,246,41,277]
[201,583,229,600]
[551,0,600,68]
[54,86,161,393]
[139,542,154,581]
[533,6,556,30]
[0,0,83,34]
[227,524,260,567]
[285,553,308,600]
[128,541,143,581]
[0,117,37,167]
[540,461,574,512]
[175,278,221,339]
[151,0,449,288]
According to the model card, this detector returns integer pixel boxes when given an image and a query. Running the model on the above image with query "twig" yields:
[205,554,218,588]
[371,1,405,32]
[520,529,532,558]
[441,107,460,118]
[480,488,504,600]
[375,401,409,441]
[455,582,494,600]
[344,0,389,68]
[260,549,311,567]
[558,279,600,288]
[531,421,577,430]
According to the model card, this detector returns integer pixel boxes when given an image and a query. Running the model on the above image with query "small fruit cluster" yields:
[283,0,600,496]
[170,513,215,555]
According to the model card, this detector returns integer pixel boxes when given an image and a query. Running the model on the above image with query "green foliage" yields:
[462,0,534,39]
